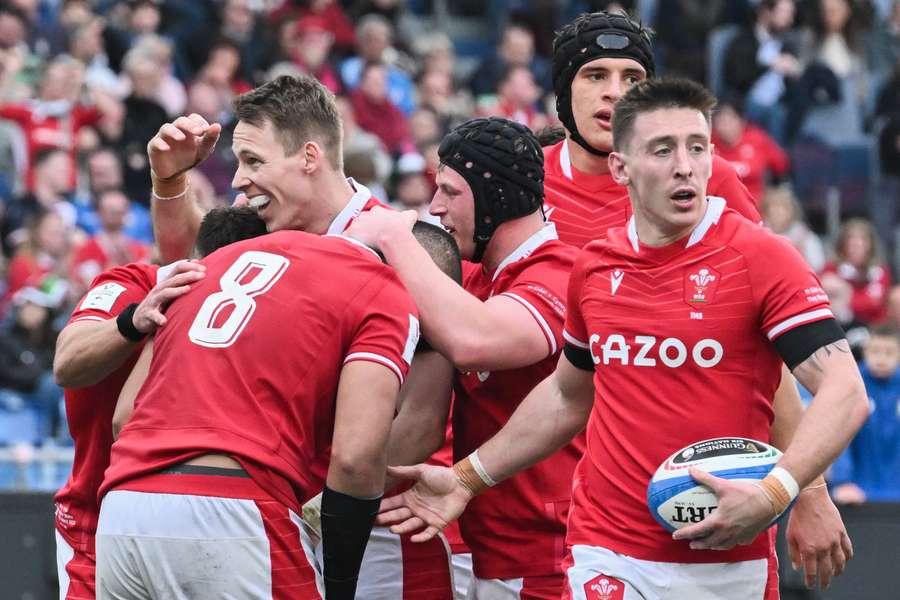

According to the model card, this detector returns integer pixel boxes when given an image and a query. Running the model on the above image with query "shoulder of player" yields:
[712,208,801,265]
[88,261,158,292]
[710,154,740,180]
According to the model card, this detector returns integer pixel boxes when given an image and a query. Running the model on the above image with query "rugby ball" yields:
[647,437,785,533]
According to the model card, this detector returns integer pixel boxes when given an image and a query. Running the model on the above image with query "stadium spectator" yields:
[388,152,437,224]
[347,117,579,599]
[761,185,826,272]
[468,22,552,98]
[792,0,870,146]
[866,0,900,77]
[67,15,119,97]
[118,45,169,204]
[125,34,188,117]
[182,80,237,199]
[3,210,72,310]
[831,326,900,502]
[477,65,549,132]
[70,188,151,291]
[712,96,790,202]
[416,67,473,132]
[340,14,415,114]
[270,0,355,56]
[283,15,342,94]
[407,105,443,149]
[74,147,153,244]
[0,56,106,192]
[350,61,414,156]
[654,0,726,82]
[335,95,392,186]
[195,37,252,100]
[379,78,867,596]
[722,0,802,140]
[1,147,76,256]
[823,218,891,324]
[0,288,63,439]
[821,272,871,361]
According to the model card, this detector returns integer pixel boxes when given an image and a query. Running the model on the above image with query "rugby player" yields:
[376,79,868,600]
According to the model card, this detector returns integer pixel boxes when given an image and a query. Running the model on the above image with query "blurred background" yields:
[0,1,897,598]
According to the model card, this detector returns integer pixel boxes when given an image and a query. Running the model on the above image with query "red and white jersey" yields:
[100,231,419,513]
[54,262,162,552]
[562,197,833,563]
[454,223,583,579]
[327,178,384,235]
[543,140,762,249]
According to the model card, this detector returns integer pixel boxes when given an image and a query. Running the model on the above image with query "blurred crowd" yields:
[0,0,897,497]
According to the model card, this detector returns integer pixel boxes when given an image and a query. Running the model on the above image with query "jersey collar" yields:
[324,233,383,261]
[491,222,559,282]
[626,196,727,253]
[560,139,574,180]
[327,178,373,235]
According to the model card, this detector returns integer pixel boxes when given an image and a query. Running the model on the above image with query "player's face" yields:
[430,166,476,259]
[569,57,647,151]
[615,107,713,242]
[231,119,314,232]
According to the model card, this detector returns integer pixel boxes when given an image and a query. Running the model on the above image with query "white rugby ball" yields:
[647,437,784,533]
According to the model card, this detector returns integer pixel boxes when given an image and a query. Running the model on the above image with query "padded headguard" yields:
[553,12,654,156]
[438,117,544,263]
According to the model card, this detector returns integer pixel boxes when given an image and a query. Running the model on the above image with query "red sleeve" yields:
[709,155,762,224]
[746,230,834,341]
[562,248,592,350]
[343,270,420,385]
[68,264,157,325]
[498,248,574,356]
[0,104,34,125]
[73,105,103,129]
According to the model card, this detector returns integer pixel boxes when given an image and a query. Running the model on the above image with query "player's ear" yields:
[608,152,629,186]
[300,141,322,174]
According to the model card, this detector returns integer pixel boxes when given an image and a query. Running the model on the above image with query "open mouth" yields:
[670,188,697,207]
[593,109,613,129]
[248,195,270,211]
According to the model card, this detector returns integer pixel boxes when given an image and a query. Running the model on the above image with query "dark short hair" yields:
[868,325,900,344]
[611,78,717,152]
[233,75,343,169]
[412,221,461,285]
[195,206,269,258]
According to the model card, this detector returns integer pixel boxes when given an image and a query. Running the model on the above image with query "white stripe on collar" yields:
[625,196,727,253]
[492,222,559,282]
[324,233,382,260]
[560,139,573,180]
[327,178,373,235]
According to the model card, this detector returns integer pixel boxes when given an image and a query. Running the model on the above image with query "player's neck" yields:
[566,135,611,176]
[311,172,358,234]
[633,206,705,248]
[481,213,546,274]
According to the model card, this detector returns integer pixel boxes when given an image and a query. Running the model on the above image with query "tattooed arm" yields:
[779,339,868,488]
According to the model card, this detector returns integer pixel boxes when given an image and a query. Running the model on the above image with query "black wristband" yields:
[321,486,382,600]
[116,303,147,342]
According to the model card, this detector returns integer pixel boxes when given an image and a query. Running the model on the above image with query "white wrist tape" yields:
[469,450,498,488]
[769,466,800,500]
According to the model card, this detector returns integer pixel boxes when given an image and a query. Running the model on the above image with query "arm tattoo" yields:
[793,340,852,389]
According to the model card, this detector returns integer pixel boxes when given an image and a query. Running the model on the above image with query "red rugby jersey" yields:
[54,262,164,552]
[100,231,419,512]
[454,224,583,579]
[543,140,762,249]
[562,198,833,563]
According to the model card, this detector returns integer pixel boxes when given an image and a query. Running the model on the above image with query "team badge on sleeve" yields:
[584,574,625,600]
[683,266,720,307]
[80,282,127,313]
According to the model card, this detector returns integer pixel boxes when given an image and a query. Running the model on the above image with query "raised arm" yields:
[148,114,221,263]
